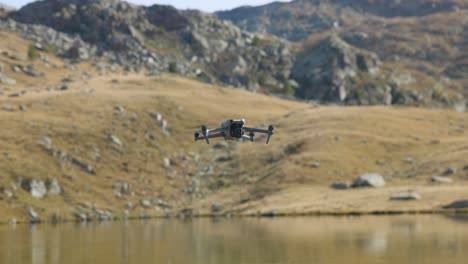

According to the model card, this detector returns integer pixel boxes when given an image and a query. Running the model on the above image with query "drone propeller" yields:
[201,125,210,144]
[266,125,274,144]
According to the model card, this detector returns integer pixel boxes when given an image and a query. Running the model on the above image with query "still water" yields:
[1,215,468,264]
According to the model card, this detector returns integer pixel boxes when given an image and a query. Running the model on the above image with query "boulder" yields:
[443,200,468,209]
[432,176,453,184]
[351,173,385,188]
[140,200,152,208]
[28,207,40,223]
[109,134,122,147]
[390,191,421,201]
[311,162,321,168]
[0,74,16,85]
[211,203,222,213]
[46,178,61,196]
[22,179,47,199]
[292,35,392,105]
[331,182,350,190]
[444,167,457,175]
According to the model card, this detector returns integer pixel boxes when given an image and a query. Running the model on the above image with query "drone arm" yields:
[243,125,274,144]
[243,127,265,133]
[195,132,224,143]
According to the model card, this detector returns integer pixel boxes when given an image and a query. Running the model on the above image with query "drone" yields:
[194,119,274,144]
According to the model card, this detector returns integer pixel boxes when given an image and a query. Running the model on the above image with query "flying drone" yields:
[194,119,274,144]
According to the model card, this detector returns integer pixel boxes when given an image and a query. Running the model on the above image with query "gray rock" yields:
[215,155,231,162]
[1,104,16,111]
[0,74,16,85]
[464,165,468,171]
[211,203,222,213]
[8,91,25,97]
[390,191,421,201]
[140,200,152,208]
[110,134,122,147]
[23,65,44,77]
[28,207,40,223]
[213,141,229,149]
[3,189,13,199]
[125,201,134,209]
[119,183,131,195]
[163,158,171,167]
[444,200,468,209]
[311,162,321,168]
[46,178,61,196]
[11,65,22,73]
[331,182,350,190]
[432,176,453,184]
[21,179,47,199]
[38,137,52,149]
[351,173,385,188]
[444,167,457,175]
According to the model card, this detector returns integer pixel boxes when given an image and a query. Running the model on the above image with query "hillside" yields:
[217,0,468,108]
[217,0,467,41]
[0,30,467,223]
[6,0,295,95]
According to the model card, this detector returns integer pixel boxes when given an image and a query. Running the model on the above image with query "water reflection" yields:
[1,215,468,264]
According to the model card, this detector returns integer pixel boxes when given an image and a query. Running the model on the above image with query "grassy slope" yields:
[0,31,467,222]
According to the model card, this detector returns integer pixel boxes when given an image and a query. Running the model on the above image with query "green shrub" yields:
[28,44,39,61]
[168,62,178,73]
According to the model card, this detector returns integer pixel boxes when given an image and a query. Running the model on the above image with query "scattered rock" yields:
[403,157,414,164]
[46,178,61,196]
[125,201,134,209]
[443,200,468,209]
[3,189,13,199]
[8,91,26,97]
[19,105,28,111]
[23,65,44,77]
[390,191,421,201]
[1,104,16,111]
[140,200,152,208]
[0,74,16,85]
[211,203,222,213]
[331,182,350,190]
[21,179,47,199]
[38,137,52,149]
[74,212,88,222]
[163,158,171,167]
[444,167,457,175]
[27,207,40,223]
[376,160,386,166]
[213,141,229,149]
[431,176,453,184]
[311,162,321,168]
[351,173,386,188]
[110,134,122,147]
[119,182,131,195]
[215,155,231,162]
[11,65,22,73]
[114,106,125,112]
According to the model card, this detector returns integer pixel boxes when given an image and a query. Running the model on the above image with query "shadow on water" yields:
[1,215,468,264]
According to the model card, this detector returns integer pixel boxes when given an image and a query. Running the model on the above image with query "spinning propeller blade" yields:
[266,125,274,144]
[201,125,210,144]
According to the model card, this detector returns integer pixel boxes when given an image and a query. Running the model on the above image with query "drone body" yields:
[194,119,274,144]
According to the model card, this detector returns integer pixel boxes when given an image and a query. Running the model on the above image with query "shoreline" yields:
[2,208,468,226]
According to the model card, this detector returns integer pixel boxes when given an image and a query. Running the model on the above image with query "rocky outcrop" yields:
[8,0,295,93]
[351,173,386,188]
[0,3,14,17]
[292,35,395,105]
[217,0,466,42]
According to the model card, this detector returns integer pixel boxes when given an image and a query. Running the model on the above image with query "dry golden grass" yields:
[0,30,467,223]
